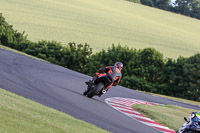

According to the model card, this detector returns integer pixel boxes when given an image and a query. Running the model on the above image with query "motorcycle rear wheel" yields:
[87,82,104,98]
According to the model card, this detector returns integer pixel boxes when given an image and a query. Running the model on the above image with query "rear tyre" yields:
[87,82,104,98]
[83,89,89,96]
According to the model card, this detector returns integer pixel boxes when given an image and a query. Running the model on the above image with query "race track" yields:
[0,48,199,133]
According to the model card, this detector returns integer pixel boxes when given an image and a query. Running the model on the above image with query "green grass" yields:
[1,0,200,58]
[132,104,198,131]
[138,90,200,106]
[0,88,110,133]
[151,93,200,106]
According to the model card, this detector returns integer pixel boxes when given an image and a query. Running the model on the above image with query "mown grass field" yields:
[1,0,200,58]
[132,104,198,131]
[0,88,110,133]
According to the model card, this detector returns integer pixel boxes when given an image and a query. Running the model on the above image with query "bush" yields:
[0,13,28,47]
[127,0,141,3]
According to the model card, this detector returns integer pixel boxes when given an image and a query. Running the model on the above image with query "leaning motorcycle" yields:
[176,117,200,133]
[83,73,114,98]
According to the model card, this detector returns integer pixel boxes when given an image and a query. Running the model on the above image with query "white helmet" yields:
[114,62,123,71]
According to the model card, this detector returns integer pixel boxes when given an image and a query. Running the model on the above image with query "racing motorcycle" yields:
[176,117,200,133]
[83,72,115,98]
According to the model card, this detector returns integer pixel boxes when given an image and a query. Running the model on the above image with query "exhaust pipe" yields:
[102,90,107,94]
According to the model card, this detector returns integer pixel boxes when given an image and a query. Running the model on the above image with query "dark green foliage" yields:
[64,42,93,72]
[177,54,200,101]
[154,0,170,10]
[127,0,141,3]
[190,1,200,19]
[121,76,155,92]
[158,55,200,101]
[22,41,92,72]
[0,13,28,47]
[83,44,138,76]
[159,58,177,95]
[141,0,154,7]
[173,0,200,19]
[140,0,170,9]
[128,0,200,20]
[129,48,164,82]
[124,48,165,93]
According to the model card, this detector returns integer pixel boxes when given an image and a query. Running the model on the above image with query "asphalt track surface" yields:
[0,48,200,133]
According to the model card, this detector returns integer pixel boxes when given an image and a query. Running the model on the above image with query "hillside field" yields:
[0,0,200,58]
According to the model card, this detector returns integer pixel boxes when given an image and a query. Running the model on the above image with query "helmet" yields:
[114,62,123,71]
[196,112,200,118]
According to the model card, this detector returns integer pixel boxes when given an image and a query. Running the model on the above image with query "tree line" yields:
[127,0,200,20]
[1,13,200,101]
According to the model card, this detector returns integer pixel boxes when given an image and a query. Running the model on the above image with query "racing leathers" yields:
[186,112,200,132]
[86,66,122,91]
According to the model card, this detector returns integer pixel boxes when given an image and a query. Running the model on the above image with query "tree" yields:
[173,0,200,18]
[190,0,200,19]
[175,0,191,15]
[153,0,171,10]
[121,75,155,92]
[85,44,138,77]
[0,13,28,47]
[63,42,93,72]
[127,0,141,3]
[128,48,164,83]
[160,58,177,95]
[182,54,200,101]
[141,0,154,7]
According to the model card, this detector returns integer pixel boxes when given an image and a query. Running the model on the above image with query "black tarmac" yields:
[0,48,199,133]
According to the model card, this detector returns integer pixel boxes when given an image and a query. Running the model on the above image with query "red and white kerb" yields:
[105,97,174,133]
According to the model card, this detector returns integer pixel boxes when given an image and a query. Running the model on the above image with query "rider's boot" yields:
[85,74,97,86]
[84,79,94,96]
[84,74,98,96]
[85,74,98,86]
[83,89,89,96]
[85,79,93,87]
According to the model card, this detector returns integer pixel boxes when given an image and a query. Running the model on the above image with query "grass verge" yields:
[0,88,110,133]
[132,104,198,131]
[139,90,200,107]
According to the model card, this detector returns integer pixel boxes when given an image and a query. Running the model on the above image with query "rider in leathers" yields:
[84,62,123,96]
[186,112,200,132]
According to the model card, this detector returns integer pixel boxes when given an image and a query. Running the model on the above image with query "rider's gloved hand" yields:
[113,82,118,86]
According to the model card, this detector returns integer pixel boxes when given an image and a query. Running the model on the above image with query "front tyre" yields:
[87,82,104,98]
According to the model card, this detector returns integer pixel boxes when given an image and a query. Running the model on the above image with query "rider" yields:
[84,62,123,96]
[186,112,200,132]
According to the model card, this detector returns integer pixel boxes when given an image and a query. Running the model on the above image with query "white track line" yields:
[105,97,174,133]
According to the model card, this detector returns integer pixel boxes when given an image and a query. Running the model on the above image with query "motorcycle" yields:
[176,117,200,133]
[83,73,114,98]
